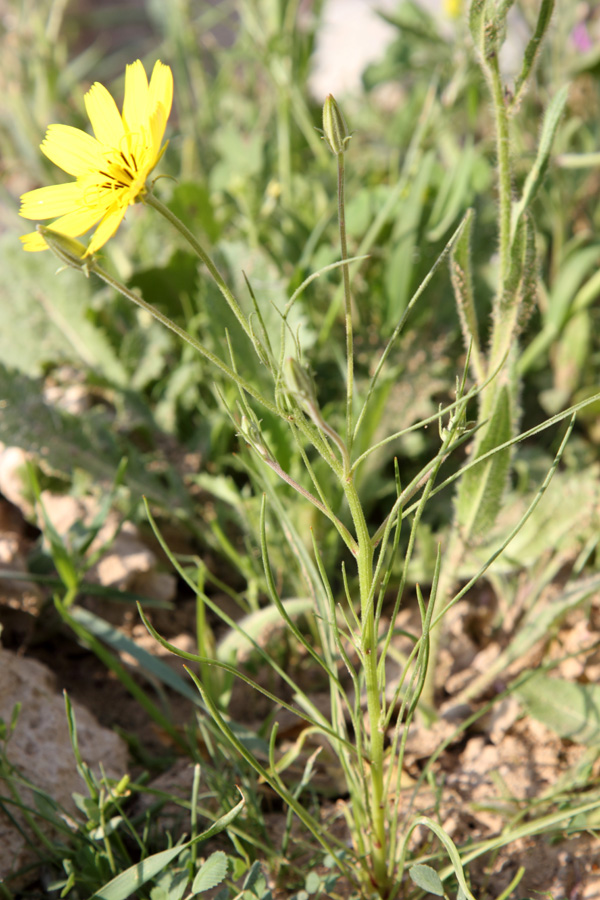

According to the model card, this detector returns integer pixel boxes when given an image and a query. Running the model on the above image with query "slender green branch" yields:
[144,192,256,346]
[88,260,277,417]
[337,150,355,457]
[342,476,388,892]
[260,454,357,555]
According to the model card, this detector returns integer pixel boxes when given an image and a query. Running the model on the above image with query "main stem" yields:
[344,478,388,895]
[337,151,355,455]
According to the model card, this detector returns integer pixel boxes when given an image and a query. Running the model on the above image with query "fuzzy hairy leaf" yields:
[449,208,484,381]
[515,674,600,746]
[511,85,569,242]
[0,364,191,514]
[512,0,556,106]
[456,384,513,539]
[468,0,487,55]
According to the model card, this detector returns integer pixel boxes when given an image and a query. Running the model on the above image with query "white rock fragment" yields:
[0,650,129,888]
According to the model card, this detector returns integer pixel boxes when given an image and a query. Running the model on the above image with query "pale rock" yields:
[0,649,128,887]
[308,0,529,101]
[0,445,31,514]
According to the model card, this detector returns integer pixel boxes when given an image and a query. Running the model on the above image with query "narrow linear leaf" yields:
[456,384,513,540]
[191,851,229,895]
[412,817,478,900]
[68,606,201,704]
[511,85,569,242]
[512,0,556,107]
[449,208,484,382]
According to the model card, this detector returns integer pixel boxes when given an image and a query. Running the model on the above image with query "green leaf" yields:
[456,384,513,539]
[385,151,435,326]
[449,208,483,380]
[68,606,202,705]
[512,0,555,106]
[242,861,264,893]
[411,817,478,900]
[93,843,190,900]
[92,793,244,899]
[409,864,445,896]
[217,598,312,662]
[468,0,486,52]
[305,871,322,894]
[191,851,229,894]
[511,85,569,243]
[514,674,600,745]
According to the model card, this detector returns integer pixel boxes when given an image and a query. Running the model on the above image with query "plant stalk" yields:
[343,476,388,895]
[144,191,255,346]
[337,150,355,457]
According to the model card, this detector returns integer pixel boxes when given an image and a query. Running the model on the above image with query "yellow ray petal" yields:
[40,205,104,241]
[20,230,51,252]
[122,59,149,135]
[20,181,82,220]
[149,61,173,122]
[148,61,173,149]
[41,124,104,176]
[86,205,128,254]
[85,81,125,146]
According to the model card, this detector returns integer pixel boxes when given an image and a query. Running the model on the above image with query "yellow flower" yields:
[20,59,173,254]
[442,0,463,18]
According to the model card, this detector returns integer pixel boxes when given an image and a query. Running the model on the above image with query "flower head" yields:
[20,59,173,254]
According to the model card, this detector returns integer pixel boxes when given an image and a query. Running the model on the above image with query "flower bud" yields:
[239,415,270,459]
[36,226,91,275]
[322,94,351,155]
[284,357,319,415]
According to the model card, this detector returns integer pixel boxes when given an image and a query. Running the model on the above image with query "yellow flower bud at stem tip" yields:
[322,94,351,155]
